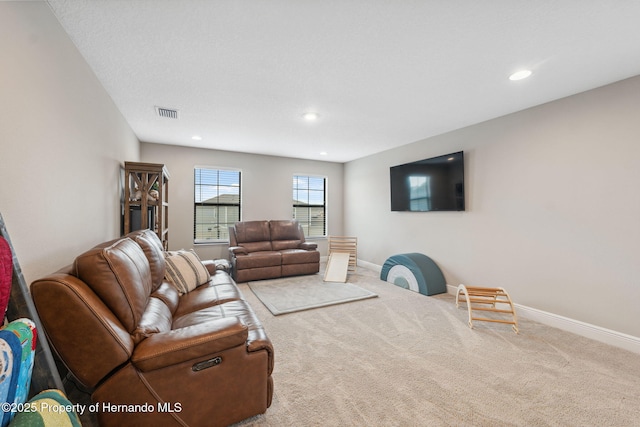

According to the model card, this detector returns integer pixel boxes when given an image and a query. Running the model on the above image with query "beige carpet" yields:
[248,274,377,315]
[234,266,640,427]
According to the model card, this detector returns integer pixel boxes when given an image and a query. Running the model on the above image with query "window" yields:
[194,168,241,242]
[293,175,326,238]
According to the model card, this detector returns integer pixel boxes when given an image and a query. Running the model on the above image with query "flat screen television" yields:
[390,151,465,212]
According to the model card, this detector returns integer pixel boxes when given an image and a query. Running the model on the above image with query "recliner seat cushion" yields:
[233,252,281,270]
[237,241,272,253]
[172,300,267,343]
[271,239,303,251]
[173,272,245,317]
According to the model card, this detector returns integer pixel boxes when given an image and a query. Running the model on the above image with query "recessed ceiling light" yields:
[320,151,328,156]
[509,70,532,81]
[302,112,319,121]
[192,135,202,141]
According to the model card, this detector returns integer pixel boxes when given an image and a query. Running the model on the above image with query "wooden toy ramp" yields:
[324,236,357,283]
[328,236,357,272]
[324,252,351,282]
[456,285,519,333]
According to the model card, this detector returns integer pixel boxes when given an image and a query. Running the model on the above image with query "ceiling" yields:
[46,0,640,163]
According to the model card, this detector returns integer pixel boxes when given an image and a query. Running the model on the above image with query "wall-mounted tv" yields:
[390,151,465,212]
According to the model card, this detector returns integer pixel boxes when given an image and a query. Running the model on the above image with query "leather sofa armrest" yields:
[131,317,248,372]
[299,242,317,250]
[201,259,231,275]
[229,246,248,256]
[201,259,218,275]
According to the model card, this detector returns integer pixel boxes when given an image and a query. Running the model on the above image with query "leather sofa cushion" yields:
[280,249,321,265]
[150,282,180,315]
[74,238,151,333]
[130,230,166,292]
[239,241,273,253]
[234,221,271,244]
[173,274,244,317]
[272,239,302,251]
[132,297,173,344]
[269,220,301,240]
[233,252,281,270]
[173,300,264,338]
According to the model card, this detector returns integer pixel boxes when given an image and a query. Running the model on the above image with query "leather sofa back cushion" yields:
[132,297,172,343]
[151,281,180,314]
[131,230,166,292]
[234,221,271,244]
[74,238,152,333]
[270,220,304,250]
[269,220,302,241]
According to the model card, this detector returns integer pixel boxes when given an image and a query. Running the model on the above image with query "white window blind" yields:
[194,168,241,242]
[293,175,326,238]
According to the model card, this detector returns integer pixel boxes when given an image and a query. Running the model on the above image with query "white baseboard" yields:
[513,304,640,354]
[356,261,640,354]
[445,284,640,354]
[357,259,382,273]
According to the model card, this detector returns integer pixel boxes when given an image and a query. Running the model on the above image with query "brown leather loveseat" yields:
[31,229,273,427]
[228,220,320,282]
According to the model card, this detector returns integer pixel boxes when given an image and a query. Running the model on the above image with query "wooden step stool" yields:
[456,285,519,333]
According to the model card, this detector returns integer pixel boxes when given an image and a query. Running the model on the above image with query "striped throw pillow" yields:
[164,250,210,294]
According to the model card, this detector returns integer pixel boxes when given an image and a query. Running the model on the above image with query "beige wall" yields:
[345,76,640,337]
[141,143,344,260]
[0,2,139,283]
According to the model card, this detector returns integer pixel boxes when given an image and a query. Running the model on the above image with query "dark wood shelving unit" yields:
[123,162,169,249]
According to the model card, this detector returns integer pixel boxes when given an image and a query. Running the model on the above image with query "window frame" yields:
[292,174,327,238]
[194,166,242,244]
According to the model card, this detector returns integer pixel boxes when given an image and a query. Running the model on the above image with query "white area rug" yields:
[248,274,377,315]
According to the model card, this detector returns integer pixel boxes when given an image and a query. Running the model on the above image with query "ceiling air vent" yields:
[155,106,179,119]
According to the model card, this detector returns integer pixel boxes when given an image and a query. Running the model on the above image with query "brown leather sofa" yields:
[31,229,273,427]
[228,220,320,282]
